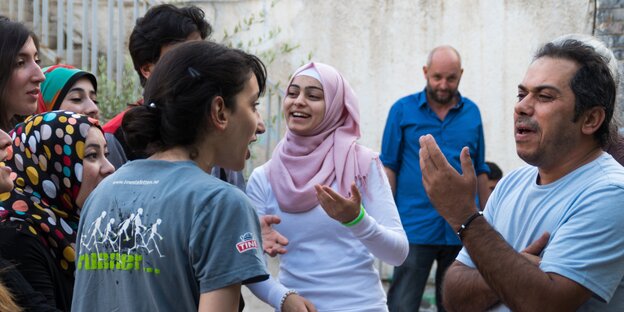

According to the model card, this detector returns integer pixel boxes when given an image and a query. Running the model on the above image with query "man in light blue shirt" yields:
[420,36,624,311]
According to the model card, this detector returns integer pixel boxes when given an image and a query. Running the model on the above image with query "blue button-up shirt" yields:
[381,88,489,245]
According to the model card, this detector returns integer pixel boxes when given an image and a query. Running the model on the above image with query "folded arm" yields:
[419,135,591,311]
[443,232,550,311]
[443,261,499,312]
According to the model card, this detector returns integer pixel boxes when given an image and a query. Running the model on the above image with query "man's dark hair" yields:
[485,161,503,180]
[128,4,212,86]
[534,39,617,147]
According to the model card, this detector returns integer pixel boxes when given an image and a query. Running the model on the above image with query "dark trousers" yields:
[387,244,462,312]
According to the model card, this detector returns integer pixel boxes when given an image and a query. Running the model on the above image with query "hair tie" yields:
[147,102,159,111]
[187,67,201,79]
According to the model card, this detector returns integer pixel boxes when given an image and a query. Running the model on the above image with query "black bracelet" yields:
[456,211,483,240]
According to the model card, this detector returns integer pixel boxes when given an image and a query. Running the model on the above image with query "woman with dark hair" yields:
[0,17,46,131]
[0,111,114,310]
[246,62,408,311]
[72,40,269,311]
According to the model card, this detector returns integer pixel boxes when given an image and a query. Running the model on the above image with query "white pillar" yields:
[57,0,64,61]
[66,0,74,64]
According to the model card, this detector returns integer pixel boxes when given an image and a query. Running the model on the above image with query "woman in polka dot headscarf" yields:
[0,110,114,310]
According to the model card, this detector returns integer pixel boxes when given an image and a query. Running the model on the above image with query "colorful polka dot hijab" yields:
[0,111,101,274]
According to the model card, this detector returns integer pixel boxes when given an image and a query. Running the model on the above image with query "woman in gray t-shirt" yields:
[73,40,270,312]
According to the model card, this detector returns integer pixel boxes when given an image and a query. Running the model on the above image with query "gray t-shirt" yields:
[72,160,268,311]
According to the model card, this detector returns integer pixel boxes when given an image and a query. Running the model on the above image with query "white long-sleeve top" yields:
[246,159,408,312]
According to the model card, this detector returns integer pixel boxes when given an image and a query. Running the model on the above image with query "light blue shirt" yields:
[457,153,624,311]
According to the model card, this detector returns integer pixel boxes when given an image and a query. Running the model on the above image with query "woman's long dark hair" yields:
[122,40,266,157]
[0,17,39,131]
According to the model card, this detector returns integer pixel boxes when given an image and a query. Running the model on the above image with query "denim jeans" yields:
[387,244,462,312]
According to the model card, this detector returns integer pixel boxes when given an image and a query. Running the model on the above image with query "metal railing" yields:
[1,0,286,173]
[1,0,158,91]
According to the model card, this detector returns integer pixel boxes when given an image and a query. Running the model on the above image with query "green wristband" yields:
[342,205,365,227]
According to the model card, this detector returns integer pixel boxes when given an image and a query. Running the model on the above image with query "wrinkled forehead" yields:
[522,57,579,89]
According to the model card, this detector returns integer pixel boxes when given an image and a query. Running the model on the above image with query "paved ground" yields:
[242,258,438,311]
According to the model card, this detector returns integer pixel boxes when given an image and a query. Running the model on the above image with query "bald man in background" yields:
[381,46,490,312]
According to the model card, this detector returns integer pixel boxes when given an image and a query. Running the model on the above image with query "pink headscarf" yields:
[267,62,377,213]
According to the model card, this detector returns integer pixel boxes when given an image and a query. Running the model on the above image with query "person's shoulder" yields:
[356,144,380,161]
[171,165,254,217]
[591,153,624,188]
[253,162,269,174]
[248,162,269,182]
[122,159,200,174]
[170,169,251,219]
[0,225,28,243]
[394,91,424,106]
[0,225,48,259]
[192,180,255,221]
[173,164,245,195]
[387,92,423,118]
[184,167,239,194]
[102,160,221,194]
[191,181,248,211]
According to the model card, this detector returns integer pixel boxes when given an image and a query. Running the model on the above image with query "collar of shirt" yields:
[416,87,465,112]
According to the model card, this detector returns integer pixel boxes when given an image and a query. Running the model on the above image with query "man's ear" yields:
[455,67,464,85]
[139,63,155,80]
[580,106,606,136]
[210,96,228,131]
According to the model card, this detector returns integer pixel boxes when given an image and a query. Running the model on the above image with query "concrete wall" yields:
[0,0,606,172]
[596,0,624,126]
[200,0,595,173]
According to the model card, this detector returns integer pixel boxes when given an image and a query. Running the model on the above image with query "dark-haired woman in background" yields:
[0,17,45,131]
[73,40,269,311]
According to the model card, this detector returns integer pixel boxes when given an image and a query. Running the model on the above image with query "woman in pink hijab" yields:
[246,62,408,312]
